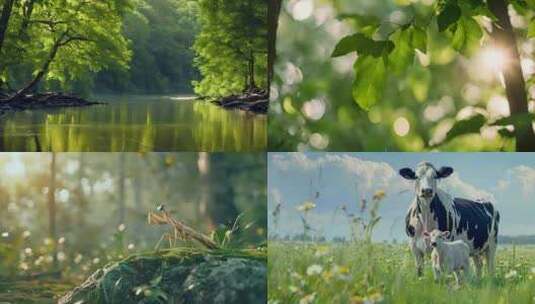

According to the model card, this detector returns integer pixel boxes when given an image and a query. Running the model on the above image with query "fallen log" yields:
[0,92,103,116]
[212,88,269,114]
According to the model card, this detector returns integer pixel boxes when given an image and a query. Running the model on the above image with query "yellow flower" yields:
[373,190,386,201]
[297,201,316,212]
[338,265,350,274]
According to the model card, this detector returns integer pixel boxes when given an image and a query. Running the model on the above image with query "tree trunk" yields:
[488,0,535,151]
[76,153,87,232]
[0,0,15,56]
[19,0,35,39]
[267,0,282,89]
[48,153,58,270]
[197,152,211,228]
[10,32,65,100]
[206,154,239,227]
[248,50,256,90]
[117,153,126,226]
[0,0,16,90]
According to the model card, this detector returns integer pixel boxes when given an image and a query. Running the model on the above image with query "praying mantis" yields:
[147,204,219,250]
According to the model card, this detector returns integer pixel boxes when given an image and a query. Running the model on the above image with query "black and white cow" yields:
[400,162,500,278]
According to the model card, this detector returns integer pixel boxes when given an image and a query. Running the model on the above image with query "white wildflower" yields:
[306,264,323,276]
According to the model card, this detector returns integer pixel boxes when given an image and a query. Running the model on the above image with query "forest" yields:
[269,0,535,151]
[0,0,268,152]
[0,153,267,303]
[0,0,267,99]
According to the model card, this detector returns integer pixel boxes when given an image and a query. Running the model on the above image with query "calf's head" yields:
[424,229,450,248]
[399,162,453,199]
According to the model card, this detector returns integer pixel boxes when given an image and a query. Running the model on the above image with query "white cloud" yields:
[509,165,535,198]
[269,187,283,206]
[270,153,495,201]
[270,153,406,195]
[441,173,496,202]
[495,179,510,192]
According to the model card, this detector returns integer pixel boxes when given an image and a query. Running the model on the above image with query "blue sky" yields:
[268,153,535,241]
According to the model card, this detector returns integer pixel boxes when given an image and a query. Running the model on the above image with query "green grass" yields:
[268,242,535,304]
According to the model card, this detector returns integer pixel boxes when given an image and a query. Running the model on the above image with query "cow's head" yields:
[399,162,453,200]
[423,229,450,248]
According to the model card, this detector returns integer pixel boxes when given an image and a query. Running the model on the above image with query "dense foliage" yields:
[193,0,268,97]
[0,0,268,97]
[94,0,200,94]
[0,0,132,96]
[269,0,535,151]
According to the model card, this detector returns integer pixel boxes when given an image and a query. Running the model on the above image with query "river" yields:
[0,94,267,152]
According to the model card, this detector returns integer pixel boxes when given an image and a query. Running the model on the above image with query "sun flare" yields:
[479,46,509,73]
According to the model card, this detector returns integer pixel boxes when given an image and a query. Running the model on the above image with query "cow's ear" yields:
[441,231,450,238]
[399,168,417,180]
[437,166,453,179]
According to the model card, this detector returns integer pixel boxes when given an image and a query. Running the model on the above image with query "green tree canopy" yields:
[0,0,133,96]
[193,0,268,97]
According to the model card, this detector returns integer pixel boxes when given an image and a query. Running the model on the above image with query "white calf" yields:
[424,230,471,286]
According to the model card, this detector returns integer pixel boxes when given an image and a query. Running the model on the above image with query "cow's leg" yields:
[463,259,472,282]
[453,270,463,289]
[485,246,496,277]
[411,240,424,277]
[432,265,441,282]
[473,255,483,279]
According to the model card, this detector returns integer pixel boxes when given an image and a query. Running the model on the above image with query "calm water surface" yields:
[0,95,266,151]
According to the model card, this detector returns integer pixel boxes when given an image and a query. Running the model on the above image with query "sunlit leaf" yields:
[388,28,415,73]
[411,26,427,53]
[528,19,535,38]
[352,56,387,111]
[449,16,483,56]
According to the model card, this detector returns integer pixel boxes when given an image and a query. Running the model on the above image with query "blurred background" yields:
[269,0,535,151]
[0,152,266,282]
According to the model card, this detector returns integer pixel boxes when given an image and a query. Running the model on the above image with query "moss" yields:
[59,248,266,304]
[0,280,75,304]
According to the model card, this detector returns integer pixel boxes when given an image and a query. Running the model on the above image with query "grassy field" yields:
[268,242,535,304]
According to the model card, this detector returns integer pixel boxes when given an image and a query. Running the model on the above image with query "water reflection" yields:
[0,95,267,151]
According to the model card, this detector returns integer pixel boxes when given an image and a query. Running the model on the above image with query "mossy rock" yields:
[58,248,266,304]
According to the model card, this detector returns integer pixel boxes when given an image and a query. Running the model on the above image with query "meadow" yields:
[268,242,535,304]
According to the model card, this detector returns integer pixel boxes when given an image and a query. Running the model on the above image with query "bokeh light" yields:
[478,46,509,74]
[291,0,314,21]
[393,117,410,137]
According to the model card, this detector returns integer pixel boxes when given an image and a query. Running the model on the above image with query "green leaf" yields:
[388,28,415,73]
[352,56,387,110]
[437,3,461,32]
[444,113,487,143]
[337,13,381,28]
[491,113,535,126]
[498,128,515,138]
[412,26,427,53]
[528,19,535,38]
[449,16,483,56]
[408,67,431,101]
[331,33,372,57]
[331,33,394,58]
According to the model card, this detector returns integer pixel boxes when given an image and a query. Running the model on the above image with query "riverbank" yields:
[211,88,269,114]
[0,92,103,117]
